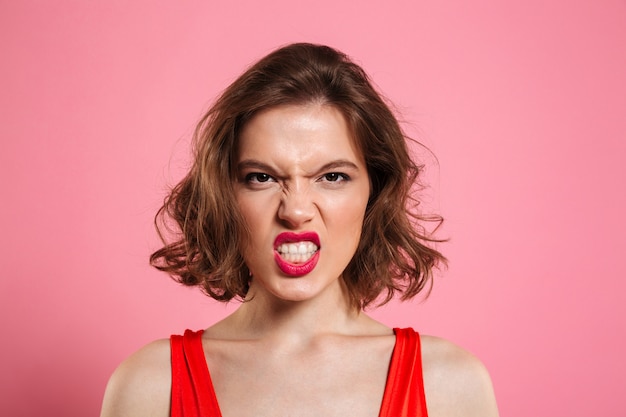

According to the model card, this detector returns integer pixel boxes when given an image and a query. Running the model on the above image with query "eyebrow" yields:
[317,160,360,172]
[236,160,274,172]
[237,159,361,173]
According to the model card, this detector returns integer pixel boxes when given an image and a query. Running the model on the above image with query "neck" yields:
[225,280,364,343]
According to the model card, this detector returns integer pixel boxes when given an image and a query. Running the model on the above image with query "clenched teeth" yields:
[277,242,318,263]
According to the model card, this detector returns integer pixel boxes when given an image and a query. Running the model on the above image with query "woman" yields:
[101,43,499,417]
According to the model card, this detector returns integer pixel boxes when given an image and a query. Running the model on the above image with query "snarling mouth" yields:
[276,241,319,264]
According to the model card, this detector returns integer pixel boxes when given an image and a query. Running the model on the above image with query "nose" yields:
[277,185,316,229]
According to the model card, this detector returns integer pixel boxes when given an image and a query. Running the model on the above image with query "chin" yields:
[250,274,336,304]
[270,282,324,303]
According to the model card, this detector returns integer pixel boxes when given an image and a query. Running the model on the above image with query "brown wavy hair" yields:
[150,43,446,308]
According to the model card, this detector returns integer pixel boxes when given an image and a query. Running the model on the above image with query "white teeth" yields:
[277,242,318,263]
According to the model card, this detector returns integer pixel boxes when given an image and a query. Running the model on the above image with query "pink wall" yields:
[2,1,625,415]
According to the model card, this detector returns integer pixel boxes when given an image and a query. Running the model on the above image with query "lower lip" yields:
[274,251,320,277]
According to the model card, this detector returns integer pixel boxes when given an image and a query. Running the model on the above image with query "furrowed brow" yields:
[317,160,360,172]
[237,159,274,172]
[236,158,361,175]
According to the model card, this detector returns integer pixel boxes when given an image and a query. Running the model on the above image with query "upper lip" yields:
[274,231,320,248]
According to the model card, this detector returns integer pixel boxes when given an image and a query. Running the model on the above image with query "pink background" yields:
[2,1,625,416]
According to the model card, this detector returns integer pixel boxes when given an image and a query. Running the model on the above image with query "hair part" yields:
[150,42,446,308]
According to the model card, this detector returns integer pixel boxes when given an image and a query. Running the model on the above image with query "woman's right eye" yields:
[245,173,273,183]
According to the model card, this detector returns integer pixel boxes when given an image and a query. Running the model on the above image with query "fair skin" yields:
[101,104,499,417]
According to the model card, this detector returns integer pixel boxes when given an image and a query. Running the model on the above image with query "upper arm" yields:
[421,336,499,417]
[100,339,172,417]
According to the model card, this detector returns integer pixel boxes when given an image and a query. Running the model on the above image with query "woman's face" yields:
[234,104,371,304]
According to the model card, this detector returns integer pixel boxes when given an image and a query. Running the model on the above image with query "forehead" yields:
[236,104,364,168]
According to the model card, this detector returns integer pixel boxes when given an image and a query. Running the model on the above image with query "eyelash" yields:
[320,172,350,183]
[244,173,274,183]
[243,172,350,185]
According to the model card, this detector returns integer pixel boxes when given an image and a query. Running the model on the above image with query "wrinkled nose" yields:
[278,188,315,229]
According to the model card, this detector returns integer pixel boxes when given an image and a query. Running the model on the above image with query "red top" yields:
[170,328,428,417]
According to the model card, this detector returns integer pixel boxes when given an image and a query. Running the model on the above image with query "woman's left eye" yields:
[244,173,274,183]
[321,173,349,182]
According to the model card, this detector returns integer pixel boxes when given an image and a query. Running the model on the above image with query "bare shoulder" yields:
[100,339,172,417]
[420,335,499,417]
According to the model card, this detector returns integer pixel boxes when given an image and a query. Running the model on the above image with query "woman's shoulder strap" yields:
[170,330,222,417]
[379,327,428,417]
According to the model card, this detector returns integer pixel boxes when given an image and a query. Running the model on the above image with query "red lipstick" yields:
[273,232,320,277]
[274,231,320,247]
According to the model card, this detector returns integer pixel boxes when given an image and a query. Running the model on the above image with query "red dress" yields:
[170,328,428,417]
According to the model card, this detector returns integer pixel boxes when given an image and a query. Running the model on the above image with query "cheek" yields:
[234,195,263,257]
[237,201,257,227]
[325,195,368,236]
[235,193,278,254]
[236,193,273,227]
